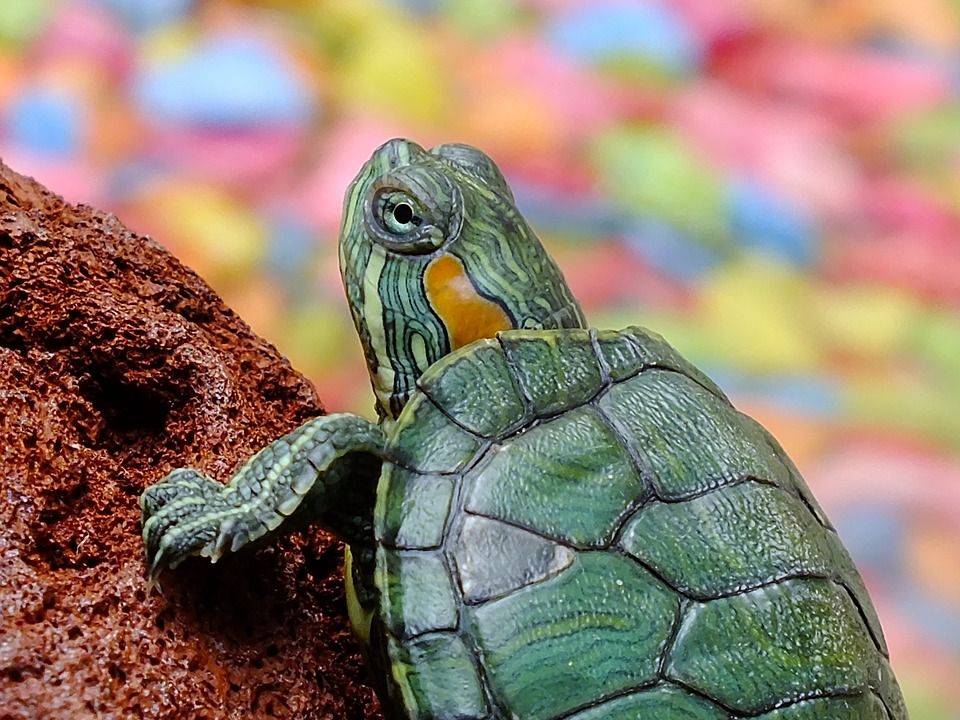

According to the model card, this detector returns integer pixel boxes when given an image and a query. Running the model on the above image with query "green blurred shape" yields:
[893,104,960,171]
[591,126,729,250]
[898,676,953,720]
[909,309,960,387]
[0,0,48,46]
[846,372,960,452]
[280,303,358,377]
[446,0,519,38]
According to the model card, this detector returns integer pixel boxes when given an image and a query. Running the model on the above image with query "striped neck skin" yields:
[339,138,586,424]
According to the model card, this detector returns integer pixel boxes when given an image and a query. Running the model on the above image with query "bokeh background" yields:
[2,0,958,715]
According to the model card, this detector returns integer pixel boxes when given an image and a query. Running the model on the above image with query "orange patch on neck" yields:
[425,254,513,349]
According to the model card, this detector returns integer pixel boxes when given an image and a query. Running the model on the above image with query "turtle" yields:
[141,138,908,720]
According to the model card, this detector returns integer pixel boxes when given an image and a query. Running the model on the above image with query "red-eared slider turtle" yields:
[141,139,907,719]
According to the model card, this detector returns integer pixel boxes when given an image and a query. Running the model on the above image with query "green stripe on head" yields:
[339,139,586,423]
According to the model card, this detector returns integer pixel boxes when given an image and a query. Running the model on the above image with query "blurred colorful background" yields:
[2,0,959,715]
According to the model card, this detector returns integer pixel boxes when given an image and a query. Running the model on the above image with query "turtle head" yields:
[339,138,585,422]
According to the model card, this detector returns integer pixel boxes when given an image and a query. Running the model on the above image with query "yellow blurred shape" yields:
[279,304,360,377]
[811,285,918,361]
[739,0,874,43]
[699,256,821,373]
[228,275,285,340]
[876,0,960,49]
[847,370,960,450]
[317,0,449,125]
[132,182,266,288]
[139,22,198,65]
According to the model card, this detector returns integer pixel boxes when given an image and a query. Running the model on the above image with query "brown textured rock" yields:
[0,161,381,719]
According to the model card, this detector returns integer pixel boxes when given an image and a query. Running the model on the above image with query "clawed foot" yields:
[139,415,387,589]
[140,468,245,588]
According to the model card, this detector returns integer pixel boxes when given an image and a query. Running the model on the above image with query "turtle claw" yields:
[140,467,230,584]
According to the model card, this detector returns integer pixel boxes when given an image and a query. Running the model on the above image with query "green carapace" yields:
[141,140,907,720]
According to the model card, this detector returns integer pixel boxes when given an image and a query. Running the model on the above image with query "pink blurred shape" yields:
[559,241,690,310]
[475,37,654,138]
[858,174,960,239]
[143,124,306,193]
[33,1,134,82]
[711,33,951,125]
[0,145,106,207]
[809,439,960,526]
[667,0,753,49]
[671,82,858,219]
[294,117,414,234]
[827,231,960,306]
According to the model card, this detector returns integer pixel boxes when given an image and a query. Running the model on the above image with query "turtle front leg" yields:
[140,413,385,586]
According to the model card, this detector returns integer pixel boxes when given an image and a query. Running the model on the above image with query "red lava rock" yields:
[0,161,381,720]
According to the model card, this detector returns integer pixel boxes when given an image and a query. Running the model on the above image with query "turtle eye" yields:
[377,191,423,235]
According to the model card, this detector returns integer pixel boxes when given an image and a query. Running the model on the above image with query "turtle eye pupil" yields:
[393,203,414,225]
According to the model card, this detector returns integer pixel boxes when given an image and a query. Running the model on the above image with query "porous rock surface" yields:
[0,161,380,719]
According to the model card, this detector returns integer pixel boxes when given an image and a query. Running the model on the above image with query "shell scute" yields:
[599,369,792,500]
[463,406,647,548]
[417,339,526,438]
[467,552,679,720]
[498,329,602,417]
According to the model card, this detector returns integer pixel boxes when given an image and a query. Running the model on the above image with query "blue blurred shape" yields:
[266,212,316,279]
[834,504,905,580]
[704,369,841,416]
[546,2,701,74]
[513,183,629,238]
[93,0,193,31]
[135,36,311,126]
[622,218,720,281]
[896,587,960,652]
[6,89,81,156]
[389,0,441,14]
[727,179,817,265]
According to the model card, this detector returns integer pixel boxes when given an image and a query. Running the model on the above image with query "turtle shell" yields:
[372,327,905,720]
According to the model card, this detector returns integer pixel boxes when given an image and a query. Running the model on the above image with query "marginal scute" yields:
[390,392,481,473]
[599,370,791,500]
[464,406,647,547]
[375,465,456,549]
[499,329,602,416]
[666,578,879,715]
[619,326,728,401]
[595,329,646,381]
[878,657,908,720]
[453,514,575,603]
[753,693,888,719]
[757,422,833,529]
[618,482,849,599]
[377,548,459,640]
[390,633,489,720]
[417,339,526,438]
[468,553,678,720]
[564,684,728,720]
